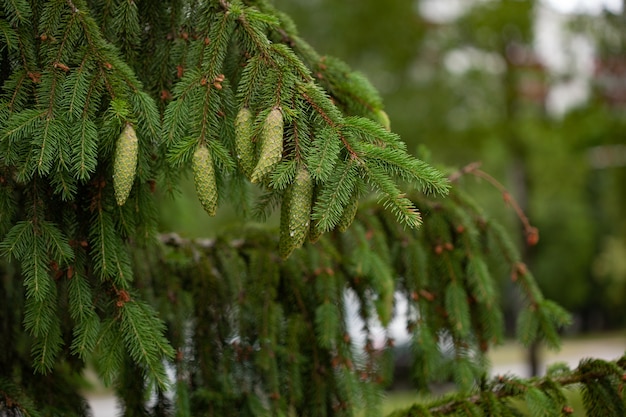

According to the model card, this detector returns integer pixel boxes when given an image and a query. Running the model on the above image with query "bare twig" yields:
[449,162,539,247]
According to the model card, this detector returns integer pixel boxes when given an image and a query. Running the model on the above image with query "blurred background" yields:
[158,0,626,349]
[90,1,626,415]
[263,0,626,337]
[152,0,626,363]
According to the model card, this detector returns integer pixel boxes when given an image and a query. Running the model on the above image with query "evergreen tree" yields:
[0,1,623,416]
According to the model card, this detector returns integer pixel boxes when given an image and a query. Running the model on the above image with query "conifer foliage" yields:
[0,1,623,416]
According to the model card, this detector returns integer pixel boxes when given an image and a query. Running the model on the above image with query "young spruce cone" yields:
[337,193,359,232]
[375,109,391,131]
[308,220,323,244]
[192,144,218,216]
[250,107,283,183]
[280,166,313,259]
[113,123,138,206]
[234,107,255,178]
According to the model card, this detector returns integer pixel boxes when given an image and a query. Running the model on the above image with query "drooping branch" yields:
[388,356,626,416]
[449,161,539,247]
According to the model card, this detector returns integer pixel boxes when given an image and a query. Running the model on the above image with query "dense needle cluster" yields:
[0,1,622,417]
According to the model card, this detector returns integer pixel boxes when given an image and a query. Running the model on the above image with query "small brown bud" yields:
[27,72,42,83]
[479,340,489,352]
[116,290,131,307]
[119,290,131,303]
[53,62,70,72]
[526,226,539,246]
[419,289,435,301]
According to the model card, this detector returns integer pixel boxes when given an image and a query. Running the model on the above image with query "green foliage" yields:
[117,183,576,416]
[388,356,626,417]
[0,1,622,417]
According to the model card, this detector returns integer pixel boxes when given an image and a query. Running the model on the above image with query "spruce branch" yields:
[449,161,539,247]
[300,88,359,159]
[132,173,577,415]
[0,378,41,417]
[388,356,626,417]
[0,2,590,414]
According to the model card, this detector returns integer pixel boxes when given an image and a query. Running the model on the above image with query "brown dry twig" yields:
[449,162,539,247]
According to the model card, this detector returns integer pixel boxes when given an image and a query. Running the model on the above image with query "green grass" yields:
[381,391,431,415]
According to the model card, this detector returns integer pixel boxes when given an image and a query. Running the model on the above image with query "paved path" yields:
[89,396,119,417]
[489,335,625,378]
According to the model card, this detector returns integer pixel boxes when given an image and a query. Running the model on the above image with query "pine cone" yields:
[251,107,283,183]
[337,193,359,232]
[280,166,313,258]
[375,109,391,131]
[113,123,139,206]
[192,144,218,216]
[234,107,255,179]
[308,219,323,243]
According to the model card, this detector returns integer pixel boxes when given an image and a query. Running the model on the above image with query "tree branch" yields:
[389,357,626,416]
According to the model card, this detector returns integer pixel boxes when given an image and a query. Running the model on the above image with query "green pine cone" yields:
[279,195,292,259]
[375,109,391,131]
[308,219,323,244]
[113,123,139,206]
[192,144,218,216]
[234,107,255,178]
[280,167,313,259]
[337,193,359,232]
[250,107,283,183]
